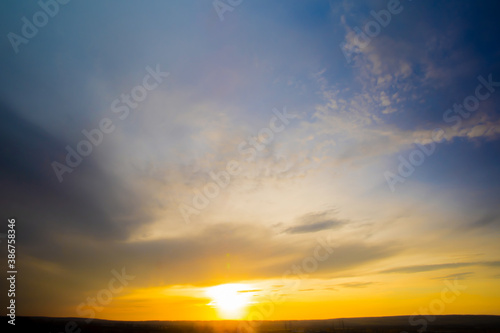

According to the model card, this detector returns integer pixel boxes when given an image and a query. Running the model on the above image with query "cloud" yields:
[0,104,149,243]
[307,79,500,171]
[16,218,403,314]
[284,220,342,234]
[335,282,375,289]
[431,272,473,281]
[469,214,500,229]
[328,1,500,173]
[381,261,500,274]
[283,209,344,234]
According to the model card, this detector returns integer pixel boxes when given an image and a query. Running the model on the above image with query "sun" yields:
[206,283,253,319]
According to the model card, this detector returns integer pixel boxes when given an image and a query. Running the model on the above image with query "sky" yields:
[1,0,500,322]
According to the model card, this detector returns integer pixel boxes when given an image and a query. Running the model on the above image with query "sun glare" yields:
[206,284,253,319]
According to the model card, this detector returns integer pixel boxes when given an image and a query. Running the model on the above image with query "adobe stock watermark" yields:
[402,278,467,333]
[384,128,445,192]
[238,232,337,333]
[213,0,243,21]
[51,64,169,183]
[7,0,71,54]
[340,0,411,64]
[53,267,135,333]
[385,73,500,192]
[178,107,295,224]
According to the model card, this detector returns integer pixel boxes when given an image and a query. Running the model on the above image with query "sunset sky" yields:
[1,0,500,321]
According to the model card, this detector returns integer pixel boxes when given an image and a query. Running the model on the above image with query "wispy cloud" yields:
[283,209,344,234]
[335,282,375,289]
[381,262,500,274]
[431,272,473,281]
[284,220,342,234]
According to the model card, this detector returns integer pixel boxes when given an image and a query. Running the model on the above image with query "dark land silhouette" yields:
[3,315,500,333]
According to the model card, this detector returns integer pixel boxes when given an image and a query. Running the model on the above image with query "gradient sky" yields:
[1,0,500,321]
